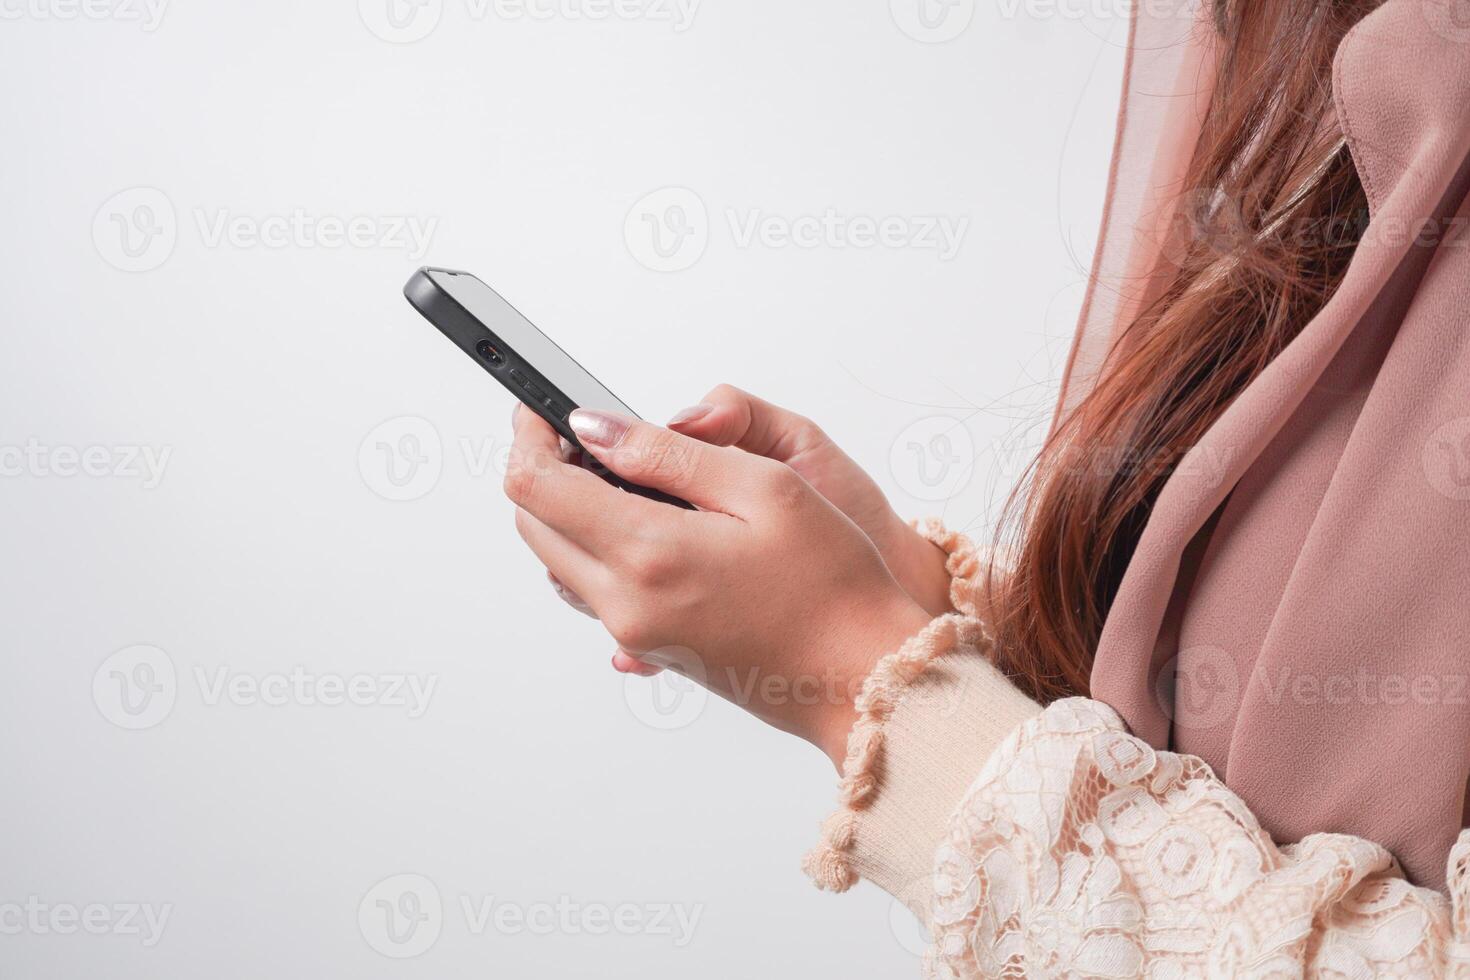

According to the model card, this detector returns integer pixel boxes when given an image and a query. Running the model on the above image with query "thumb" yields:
[667,384,825,463]
[568,408,760,514]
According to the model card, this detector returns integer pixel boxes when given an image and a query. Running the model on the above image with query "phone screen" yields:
[427,269,636,417]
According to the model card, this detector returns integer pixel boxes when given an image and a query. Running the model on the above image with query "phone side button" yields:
[543,399,567,418]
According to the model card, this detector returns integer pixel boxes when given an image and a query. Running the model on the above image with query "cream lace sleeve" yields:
[924,698,1470,978]
[805,523,1470,978]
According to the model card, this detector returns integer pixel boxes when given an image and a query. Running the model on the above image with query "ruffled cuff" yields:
[912,518,992,620]
[802,611,1042,912]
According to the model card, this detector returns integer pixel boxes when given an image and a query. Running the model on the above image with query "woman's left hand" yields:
[504,406,931,766]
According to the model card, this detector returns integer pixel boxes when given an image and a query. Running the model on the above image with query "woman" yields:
[503,0,1470,972]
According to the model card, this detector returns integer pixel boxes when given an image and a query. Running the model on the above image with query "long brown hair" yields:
[988,0,1380,703]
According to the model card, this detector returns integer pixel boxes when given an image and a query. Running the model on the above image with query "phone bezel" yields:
[403,266,692,509]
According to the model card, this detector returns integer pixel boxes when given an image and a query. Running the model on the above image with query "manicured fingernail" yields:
[668,403,714,426]
[568,409,630,448]
[548,573,595,617]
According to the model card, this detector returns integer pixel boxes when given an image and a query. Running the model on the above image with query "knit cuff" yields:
[912,518,991,620]
[801,612,1042,910]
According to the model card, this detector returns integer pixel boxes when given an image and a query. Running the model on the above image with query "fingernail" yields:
[668,403,714,426]
[548,574,595,617]
[568,409,630,448]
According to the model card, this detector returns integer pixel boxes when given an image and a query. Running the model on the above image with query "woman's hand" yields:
[504,406,932,766]
[665,385,953,616]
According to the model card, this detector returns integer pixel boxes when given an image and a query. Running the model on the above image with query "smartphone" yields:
[403,266,692,508]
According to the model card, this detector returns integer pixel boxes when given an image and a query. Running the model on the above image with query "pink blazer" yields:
[1068,0,1470,889]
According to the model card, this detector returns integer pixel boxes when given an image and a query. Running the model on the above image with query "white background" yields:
[0,0,1125,975]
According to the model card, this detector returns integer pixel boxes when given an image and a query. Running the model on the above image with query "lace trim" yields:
[802,612,994,892]
[912,518,987,619]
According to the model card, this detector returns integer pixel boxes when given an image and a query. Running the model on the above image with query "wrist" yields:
[880,514,954,617]
[811,594,933,770]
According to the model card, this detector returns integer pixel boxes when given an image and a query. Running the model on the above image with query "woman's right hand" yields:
[665,385,954,617]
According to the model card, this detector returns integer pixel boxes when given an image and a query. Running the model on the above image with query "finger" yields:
[612,648,662,676]
[547,570,596,619]
[668,384,824,461]
[513,507,608,612]
[507,409,671,551]
[568,409,779,515]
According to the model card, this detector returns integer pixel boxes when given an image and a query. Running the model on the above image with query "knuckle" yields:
[503,461,536,506]
[759,460,808,507]
[622,535,674,586]
[512,507,533,540]
[708,382,746,406]
[790,412,824,442]
[641,431,699,488]
[604,611,651,653]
